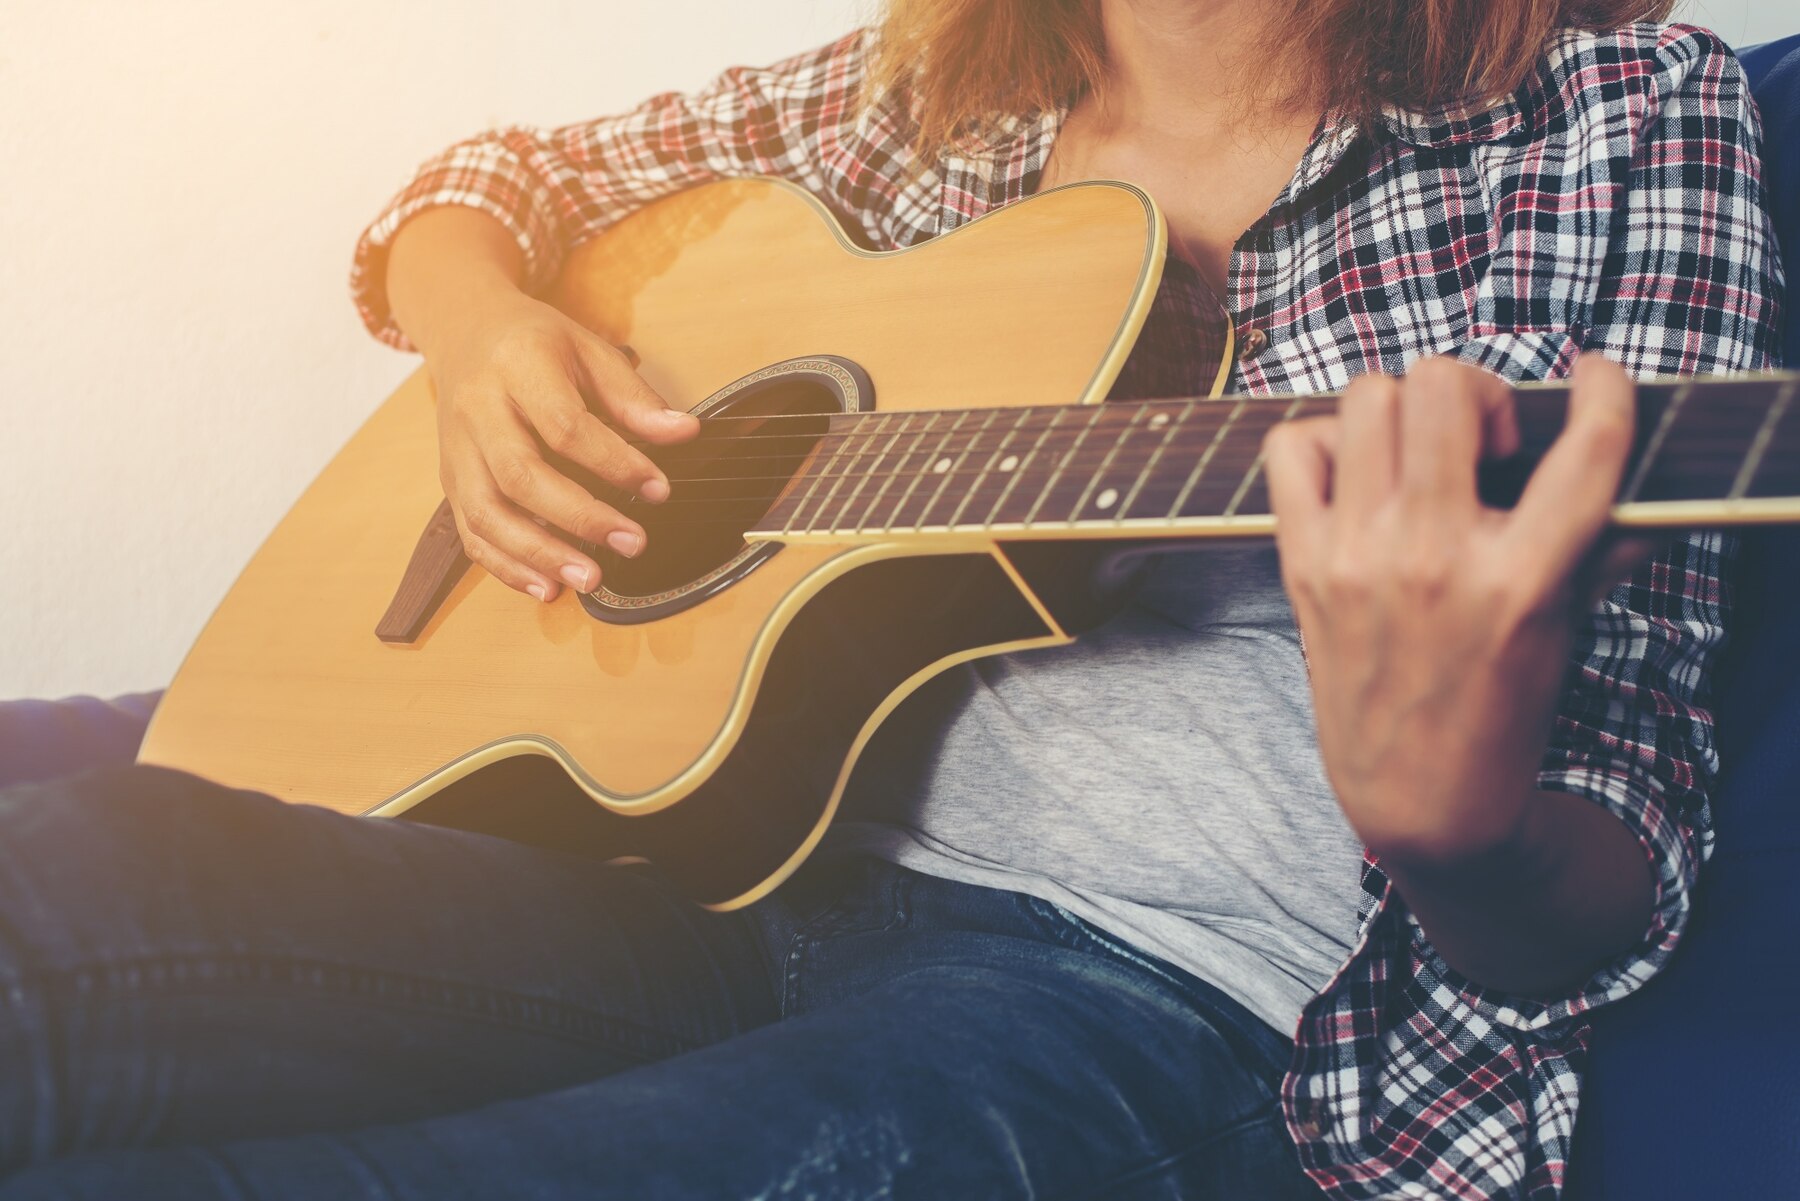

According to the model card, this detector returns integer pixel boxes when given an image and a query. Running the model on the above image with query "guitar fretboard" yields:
[748,373,1800,537]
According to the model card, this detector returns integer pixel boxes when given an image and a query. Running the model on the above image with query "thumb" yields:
[573,332,698,445]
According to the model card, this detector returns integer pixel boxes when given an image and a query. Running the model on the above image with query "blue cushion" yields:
[1567,33,1800,1201]
[0,691,163,790]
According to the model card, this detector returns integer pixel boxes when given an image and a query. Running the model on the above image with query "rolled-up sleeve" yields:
[348,29,891,350]
[1429,29,1784,1028]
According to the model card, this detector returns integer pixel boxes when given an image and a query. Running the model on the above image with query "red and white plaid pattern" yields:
[351,22,1782,1199]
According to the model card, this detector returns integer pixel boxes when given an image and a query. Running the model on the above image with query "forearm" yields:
[385,207,529,362]
[1378,786,1655,998]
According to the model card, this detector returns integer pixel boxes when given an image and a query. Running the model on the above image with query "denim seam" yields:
[1050,1100,1291,1201]
[34,952,696,1065]
[1021,897,1290,1079]
[780,865,912,1017]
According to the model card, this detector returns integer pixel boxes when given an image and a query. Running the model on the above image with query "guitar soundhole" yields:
[580,357,868,624]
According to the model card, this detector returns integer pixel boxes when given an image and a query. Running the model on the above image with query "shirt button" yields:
[1237,327,1270,361]
[1298,1115,1325,1139]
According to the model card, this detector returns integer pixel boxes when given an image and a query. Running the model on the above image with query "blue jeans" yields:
[0,765,1319,1200]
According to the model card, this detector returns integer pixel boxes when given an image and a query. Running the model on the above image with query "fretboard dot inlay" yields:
[932,457,952,474]
[1148,413,1171,429]
[998,455,1019,472]
[1095,488,1119,511]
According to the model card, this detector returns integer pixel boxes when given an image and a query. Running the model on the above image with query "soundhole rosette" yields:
[578,356,872,625]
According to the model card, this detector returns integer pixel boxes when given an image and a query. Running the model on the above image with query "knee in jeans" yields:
[760,1110,916,1199]
[0,765,256,921]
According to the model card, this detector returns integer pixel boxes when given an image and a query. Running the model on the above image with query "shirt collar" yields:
[932,81,1528,237]
[1374,87,1530,149]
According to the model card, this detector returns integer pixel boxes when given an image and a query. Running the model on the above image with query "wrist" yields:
[385,206,530,362]
[408,274,532,367]
[1349,772,1537,870]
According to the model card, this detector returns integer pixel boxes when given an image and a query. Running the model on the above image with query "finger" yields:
[456,524,561,603]
[482,428,648,558]
[1398,358,1509,510]
[1575,533,1660,610]
[454,471,604,594]
[514,374,672,502]
[1263,415,1335,562]
[1505,354,1637,584]
[1333,374,1400,516]
[574,335,699,446]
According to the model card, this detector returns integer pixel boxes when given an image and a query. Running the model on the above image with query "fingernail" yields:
[607,530,643,558]
[559,563,595,590]
[639,477,670,503]
[527,582,549,602]
[659,408,694,427]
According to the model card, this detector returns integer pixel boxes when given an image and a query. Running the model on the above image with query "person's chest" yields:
[1036,105,1322,297]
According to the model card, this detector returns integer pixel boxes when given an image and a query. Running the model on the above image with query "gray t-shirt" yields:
[828,543,1366,1035]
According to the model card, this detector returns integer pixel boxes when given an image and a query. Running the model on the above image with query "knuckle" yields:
[1262,421,1297,458]
[594,442,650,485]
[1343,373,1399,408]
[586,337,636,375]
[490,455,537,497]
[1406,356,1471,392]
[1322,548,1371,597]
[460,503,498,539]
[1282,555,1326,605]
[1395,545,1452,596]
[1581,413,1634,459]
[538,406,589,455]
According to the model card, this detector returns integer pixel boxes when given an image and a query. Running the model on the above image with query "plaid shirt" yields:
[351,22,1781,1200]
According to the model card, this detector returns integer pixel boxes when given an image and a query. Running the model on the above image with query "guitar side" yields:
[139,177,1167,908]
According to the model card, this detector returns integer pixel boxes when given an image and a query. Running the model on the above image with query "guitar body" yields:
[139,178,1169,908]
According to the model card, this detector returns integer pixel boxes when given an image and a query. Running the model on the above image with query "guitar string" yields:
[617,377,1772,438]
[621,403,1784,476]
[612,430,1796,527]
[528,387,1799,506]
[595,452,1768,531]
[623,425,1778,494]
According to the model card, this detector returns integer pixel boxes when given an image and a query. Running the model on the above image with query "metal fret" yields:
[983,408,1064,527]
[883,412,968,531]
[1730,379,1798,500]
[820,413,899,534]
[916,409,998,528]
[803,414,883,536]
[1166,397,1246,519]
[949,406,1034,530]
[1224,397,1307,516]
[780,437,839,535]
[1115,400,1195,521]
[1621,382,1691,504]
[1065,406,1147,522]
[847,415,923,532]
[1022,407,1101,526]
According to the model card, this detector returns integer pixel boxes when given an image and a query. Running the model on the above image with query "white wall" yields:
[1692,0,1800,45]
[0,0,869,699]
[1,0,1795,700]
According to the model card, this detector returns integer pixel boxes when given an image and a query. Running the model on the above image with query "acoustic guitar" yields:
[138,177,1800,909]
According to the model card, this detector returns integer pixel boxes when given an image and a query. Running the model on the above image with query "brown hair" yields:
[871,0,1676,152]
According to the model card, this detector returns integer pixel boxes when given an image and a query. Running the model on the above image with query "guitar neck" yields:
[752,372,1800,543]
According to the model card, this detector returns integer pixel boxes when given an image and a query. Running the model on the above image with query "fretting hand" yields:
[1263,354,1649,866]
